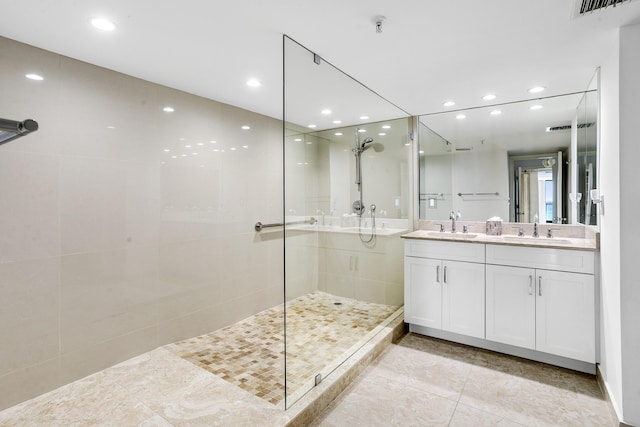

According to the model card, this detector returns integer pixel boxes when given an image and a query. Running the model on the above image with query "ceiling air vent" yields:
[545,123,595,132]
[573,0,634,16]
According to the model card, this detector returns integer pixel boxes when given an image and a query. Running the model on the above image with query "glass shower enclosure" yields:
[282,36,411,408]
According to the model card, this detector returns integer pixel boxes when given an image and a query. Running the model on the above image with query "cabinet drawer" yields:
[486,244,594,274]
[405,239,485,263]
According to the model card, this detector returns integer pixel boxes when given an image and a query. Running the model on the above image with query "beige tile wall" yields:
[0,36,283,410]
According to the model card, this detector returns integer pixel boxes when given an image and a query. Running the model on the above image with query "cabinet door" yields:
[404,257,442,329]
[442,260,485,339]
[486,265,536,349]
[536,270,595,363]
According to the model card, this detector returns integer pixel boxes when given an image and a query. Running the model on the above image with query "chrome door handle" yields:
[436,265,440,283]
[443,265,447,284]
[538,276,542,296]
[529,275,533,295]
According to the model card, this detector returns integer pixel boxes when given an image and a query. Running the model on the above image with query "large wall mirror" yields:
[418,72,599,226]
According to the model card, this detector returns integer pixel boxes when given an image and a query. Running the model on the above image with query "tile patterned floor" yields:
[311,333,617,427]
[166,292,399,406]
[0,329,618,426]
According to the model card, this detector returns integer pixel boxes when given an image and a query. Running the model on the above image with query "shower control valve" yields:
[352,200,365,215]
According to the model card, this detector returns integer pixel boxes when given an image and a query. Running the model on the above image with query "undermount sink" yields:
[501,236,572,245]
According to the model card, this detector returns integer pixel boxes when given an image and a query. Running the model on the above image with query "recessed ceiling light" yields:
[197,142,204,146]
[306,141,313,145]
[171,156,177,159]
[181,154,187,157]
[242,145,249,149]
[106,126,116,129]
[213,149,219,152]
[482,94,496,101]
[378,133,386,136]
[321,109,332,115]
[333,120,342,124]
[359,115,369,120]
[419,150,425,154]
[334,132,343,136]
[230,147,237,151]
[529,105,543,110]
[294,138,302,142]
[528,86,545,94]
[91,18,116,32]
[192,152,198,155]
[381,125,391,129]
[443,101,456,107]
[25,73,44,81]
[308,124,317,128]
[241,125,251,130]
[490,110,502,116]
[163,106,175,113]
[210,140,217,144]
[456,114,466,120]
[358,129,366,133]
[163,149,170,152]
[184,145,192,148]
[246,78,261,87]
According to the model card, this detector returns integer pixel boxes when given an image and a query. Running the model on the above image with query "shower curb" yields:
[284,309,406,426]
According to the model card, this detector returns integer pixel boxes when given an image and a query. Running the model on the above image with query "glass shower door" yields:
[283,35,410,409]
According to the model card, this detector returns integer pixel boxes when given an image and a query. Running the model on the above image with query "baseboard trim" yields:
[595,365,630,427]
[409,324,596,374]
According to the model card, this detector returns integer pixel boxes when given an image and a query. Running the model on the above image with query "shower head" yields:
[0,118,38,146]
[361,139,384,153]
[360,137,374,149]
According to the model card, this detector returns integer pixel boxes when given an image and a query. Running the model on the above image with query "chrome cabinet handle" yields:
[444,265,447,284]
[436,265,440,283]
[538,276,542,296]
[529,275,533,295]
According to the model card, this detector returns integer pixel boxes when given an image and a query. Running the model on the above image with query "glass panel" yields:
[283,36,409,409]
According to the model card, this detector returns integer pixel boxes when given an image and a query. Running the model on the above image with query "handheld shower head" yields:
[361,137,374,149]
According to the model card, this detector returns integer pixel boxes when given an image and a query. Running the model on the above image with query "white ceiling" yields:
[2,0,640,123]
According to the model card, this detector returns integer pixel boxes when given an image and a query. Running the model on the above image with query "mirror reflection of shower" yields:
[352,128,384,243]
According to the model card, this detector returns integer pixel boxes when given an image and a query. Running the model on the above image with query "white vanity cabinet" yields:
[404,239,485,339]
[403,234,597,372]
[485,244,595,363]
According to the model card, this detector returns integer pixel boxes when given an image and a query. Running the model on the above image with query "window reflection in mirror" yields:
[418,88,598,226]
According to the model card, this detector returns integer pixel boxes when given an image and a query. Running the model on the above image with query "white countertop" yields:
[401,229,598,251]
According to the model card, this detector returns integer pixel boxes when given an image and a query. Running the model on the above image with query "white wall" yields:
[619,22,640,426]
[598,26,623,422]
[0,37,283,410]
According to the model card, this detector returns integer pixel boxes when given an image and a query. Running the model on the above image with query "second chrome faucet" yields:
[449,210,461,233]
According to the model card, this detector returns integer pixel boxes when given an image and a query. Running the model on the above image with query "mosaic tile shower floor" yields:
[165,292,400,406]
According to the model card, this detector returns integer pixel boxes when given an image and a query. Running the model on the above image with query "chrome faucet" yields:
[449,210,461,233]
